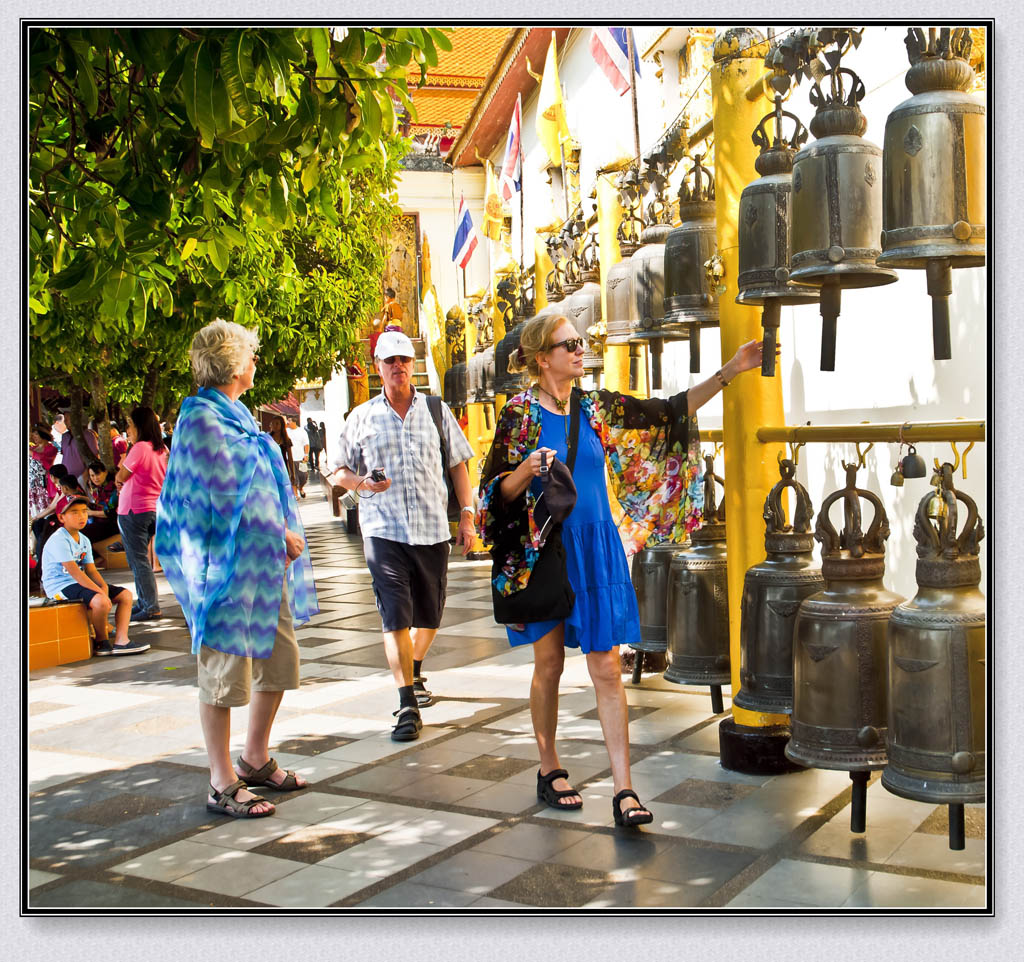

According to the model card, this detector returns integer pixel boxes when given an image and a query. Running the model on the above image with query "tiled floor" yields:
[26,485,989,911]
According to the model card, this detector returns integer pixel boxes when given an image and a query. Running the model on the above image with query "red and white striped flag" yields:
[498,93,522,203]
[589,27,640,96]
[451,194,478,270]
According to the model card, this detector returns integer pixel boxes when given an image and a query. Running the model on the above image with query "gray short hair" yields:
[189,319,260,388]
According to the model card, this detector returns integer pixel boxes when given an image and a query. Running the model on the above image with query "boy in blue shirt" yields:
[40,498,150,656]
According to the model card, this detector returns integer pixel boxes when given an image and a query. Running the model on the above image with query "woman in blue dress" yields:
[478,314,764,826]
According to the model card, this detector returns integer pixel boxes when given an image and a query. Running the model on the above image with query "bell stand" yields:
[700,417,984,844]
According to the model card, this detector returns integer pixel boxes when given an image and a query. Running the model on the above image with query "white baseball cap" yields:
[374,330,415,360]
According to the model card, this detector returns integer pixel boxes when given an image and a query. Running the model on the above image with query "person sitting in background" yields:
[83,460,121,544]
[41,497,149,656]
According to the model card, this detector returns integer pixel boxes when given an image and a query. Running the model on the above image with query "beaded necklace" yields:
[538,385,572,444]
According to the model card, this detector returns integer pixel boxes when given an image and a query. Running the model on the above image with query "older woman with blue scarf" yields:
[156,320,318,819]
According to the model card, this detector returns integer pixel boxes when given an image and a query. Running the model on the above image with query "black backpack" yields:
[425,394,462,522]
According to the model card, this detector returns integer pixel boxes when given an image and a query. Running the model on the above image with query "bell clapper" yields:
[760,302,781,377]
[850,771,870,833]
[819,280,841,371]
[926,258,953,360]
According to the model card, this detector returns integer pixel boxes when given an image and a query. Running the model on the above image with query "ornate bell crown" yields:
[677,153,716,215]
[815,462,891,580]
[904,27,975,94]
[752,90,808,177]
[693,453,726,543]
[913,461,984,587]
[808,65,868,139]
[763,458,815,553]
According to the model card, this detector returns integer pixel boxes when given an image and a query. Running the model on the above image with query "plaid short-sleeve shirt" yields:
[334,391,474,545]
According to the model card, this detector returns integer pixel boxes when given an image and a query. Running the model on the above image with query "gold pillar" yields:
[463,306,489,554]
[711,29,788,729]
[534,236,553,311]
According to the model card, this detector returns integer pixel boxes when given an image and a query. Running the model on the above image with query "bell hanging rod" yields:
[687,118,714,150]
[744,71,773,103]
[756,420,985,444]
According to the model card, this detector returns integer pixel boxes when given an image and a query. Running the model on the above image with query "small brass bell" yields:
[926,475,949,520]
[900,445,927,478]
[890,466,905,487]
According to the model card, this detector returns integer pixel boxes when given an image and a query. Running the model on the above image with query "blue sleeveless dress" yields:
[505,406,641,653]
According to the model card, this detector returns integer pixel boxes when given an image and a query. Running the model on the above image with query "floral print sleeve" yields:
[478,385,702,598]
[580,389,703,552]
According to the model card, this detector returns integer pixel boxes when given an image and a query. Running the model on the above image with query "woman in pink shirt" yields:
[116,406,169,620]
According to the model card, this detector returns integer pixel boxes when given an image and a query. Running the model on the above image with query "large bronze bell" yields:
[734,458,824,715]
[664,455,730,713]
[662,154,715,374]
[468,346,495,403]
[789,65,898,371]
[736,93,819,377]
[443,361,468,412]
[494,320,527,397]
[787,463,904,832]
[883,462,986,850]
[562,232,604,377]
[878,28,985,361]
[628,543,688,684]
[627,222,672,390]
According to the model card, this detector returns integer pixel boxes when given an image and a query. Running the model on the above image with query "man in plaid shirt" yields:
[326,331,476,742]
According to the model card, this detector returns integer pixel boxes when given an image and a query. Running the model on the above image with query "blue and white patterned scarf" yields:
[155,387,318,658]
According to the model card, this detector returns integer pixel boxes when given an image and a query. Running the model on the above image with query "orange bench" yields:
[28,600,92,669]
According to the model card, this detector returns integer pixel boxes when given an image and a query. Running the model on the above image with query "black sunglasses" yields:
[381,355,413,365]
[549,337,585,353]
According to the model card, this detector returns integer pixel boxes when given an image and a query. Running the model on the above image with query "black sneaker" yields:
[110,638,151,655]
[390,706,422,742]
[93,640,113,657]
[412,675,434,708]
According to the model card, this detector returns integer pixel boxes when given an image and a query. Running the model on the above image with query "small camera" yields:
[371,469,387,483]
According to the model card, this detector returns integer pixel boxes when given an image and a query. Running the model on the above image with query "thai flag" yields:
[589,27,640,96]
[498,94,522,203]
[451,194,478,269]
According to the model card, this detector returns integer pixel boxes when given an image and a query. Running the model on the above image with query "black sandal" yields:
[391,705,422,742]
[413,675,434,708]
[537,768,583,810]
[612,788,653,828]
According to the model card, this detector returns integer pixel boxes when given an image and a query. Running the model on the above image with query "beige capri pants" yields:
[197,587,300,708]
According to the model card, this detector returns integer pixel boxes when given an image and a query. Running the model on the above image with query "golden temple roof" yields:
[406,27,512,134]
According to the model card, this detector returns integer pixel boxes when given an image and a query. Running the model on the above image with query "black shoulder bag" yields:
[426,394,462,522]
[491,391,580,626]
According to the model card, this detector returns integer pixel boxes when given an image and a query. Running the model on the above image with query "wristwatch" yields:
[461,506,475,514]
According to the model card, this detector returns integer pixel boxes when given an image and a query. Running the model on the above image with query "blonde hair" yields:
[507,314,570,379]
[189,319,260,388]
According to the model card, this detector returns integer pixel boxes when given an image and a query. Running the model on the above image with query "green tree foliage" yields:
[29,25,451,421]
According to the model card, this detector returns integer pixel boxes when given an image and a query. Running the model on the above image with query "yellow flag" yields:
[536,33,571,168]
[482,160,503,241]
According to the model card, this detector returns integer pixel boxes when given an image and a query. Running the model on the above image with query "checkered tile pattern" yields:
[27,487,987,909]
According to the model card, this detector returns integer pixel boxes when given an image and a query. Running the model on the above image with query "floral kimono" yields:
[478,386,703,598]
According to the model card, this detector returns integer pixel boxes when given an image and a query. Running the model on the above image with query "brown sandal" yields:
[206,779,274,818]
[235,756,307,792]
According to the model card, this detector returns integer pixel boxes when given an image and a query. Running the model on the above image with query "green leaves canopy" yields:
[29,25,451,412]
